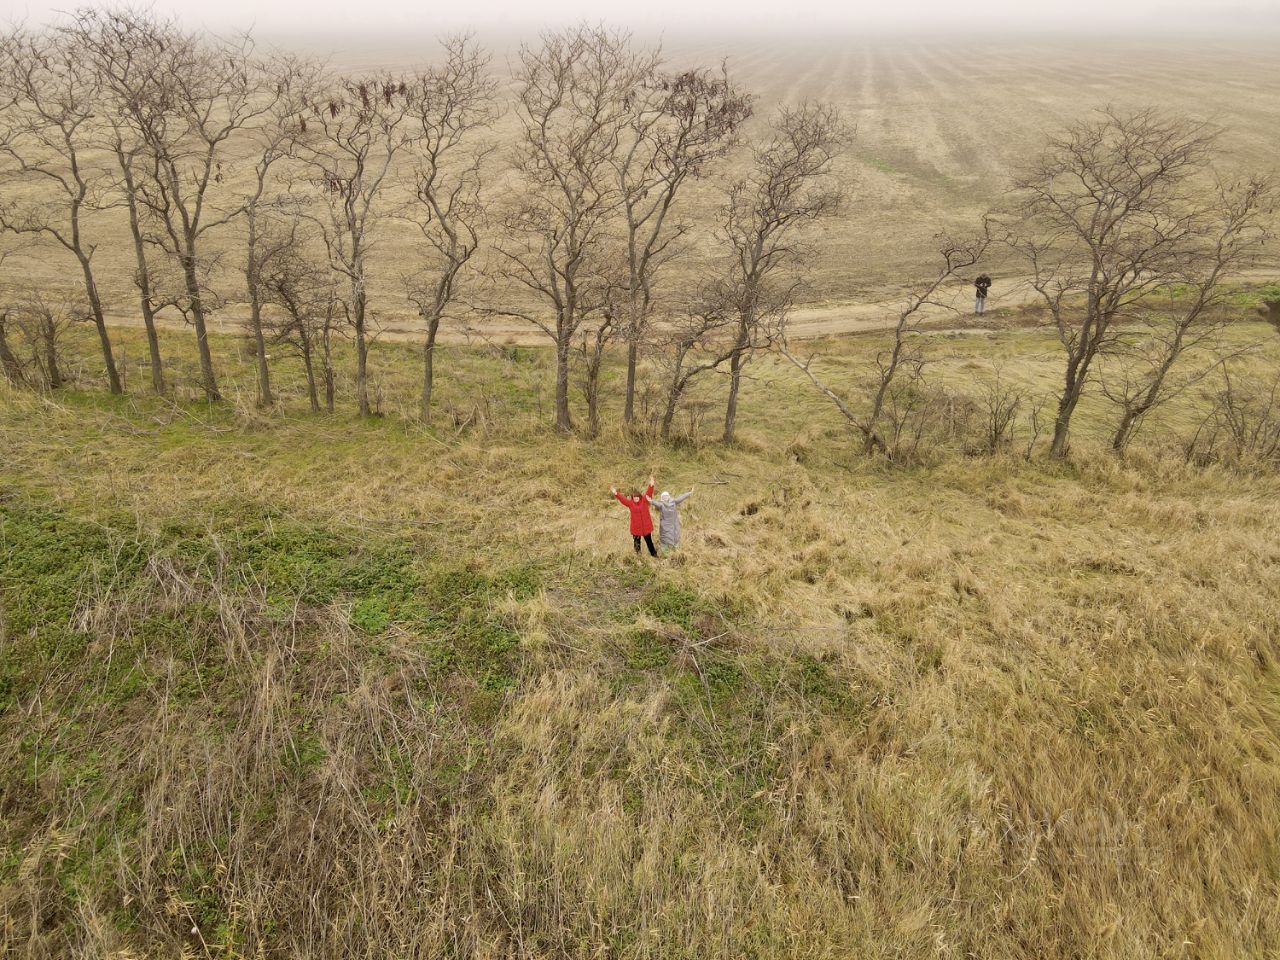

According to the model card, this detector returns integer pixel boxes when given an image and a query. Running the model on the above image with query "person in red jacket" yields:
[611,474,657,556]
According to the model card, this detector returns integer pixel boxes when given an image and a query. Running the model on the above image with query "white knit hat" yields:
[660,491,672,501]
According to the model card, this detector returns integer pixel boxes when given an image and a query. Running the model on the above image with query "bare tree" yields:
[259,217,340,413]
[242,56,317,408]
[572,315,612,439]
[1011,107,1221,458]
[655,292,738,440]
[68,8,175,394]
[1101,175,1274,452]
[779,233,989,455]
[0,25,123,393]
[492,25,657,432]
[10,287,80,390]
[291,74,415,417]
[0,244,24,386]
[245,208,295,408]
[403,37,497,421]
[0,248,25,385]
[0,42,22,387]
[613,62,751,424]
[127,27,277,402]
[718,102,848,443]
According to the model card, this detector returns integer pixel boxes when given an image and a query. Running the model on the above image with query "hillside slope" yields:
[2,330,1279,957]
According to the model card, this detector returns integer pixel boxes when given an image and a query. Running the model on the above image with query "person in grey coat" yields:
[652,488,695,551]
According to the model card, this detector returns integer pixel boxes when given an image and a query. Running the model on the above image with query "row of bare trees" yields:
[1,12,1274,457]
[0,14,870,441]
[778,107,1275,458]
[481,27,763,436]
[0,15,756,436]
[0,11,498,419]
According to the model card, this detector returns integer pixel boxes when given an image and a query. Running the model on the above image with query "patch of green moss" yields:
[643,584,706,632]
[0,502,144,637]
[624,630,671,670]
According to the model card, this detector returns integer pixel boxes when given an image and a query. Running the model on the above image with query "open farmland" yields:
[4,32,1279,343]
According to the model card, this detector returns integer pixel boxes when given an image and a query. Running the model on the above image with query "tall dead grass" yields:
[2,328,1279,958]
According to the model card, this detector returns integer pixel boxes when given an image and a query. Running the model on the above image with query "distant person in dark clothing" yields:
[974,275,992,315]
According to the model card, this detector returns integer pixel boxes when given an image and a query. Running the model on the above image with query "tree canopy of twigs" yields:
[489,25,659,432]
[718,101,849,443]
[1009,106,1268,458]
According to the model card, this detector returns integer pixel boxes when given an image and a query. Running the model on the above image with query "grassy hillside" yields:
[2,321,1279,958]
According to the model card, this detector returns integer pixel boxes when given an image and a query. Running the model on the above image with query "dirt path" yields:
[770,280,1048,338]
[99,271,1273,348]
[99,280,1048,348]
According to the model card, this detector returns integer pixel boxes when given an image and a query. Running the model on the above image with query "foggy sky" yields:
[2,0,1277,34]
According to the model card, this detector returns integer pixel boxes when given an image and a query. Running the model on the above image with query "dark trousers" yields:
[633,533,657,556]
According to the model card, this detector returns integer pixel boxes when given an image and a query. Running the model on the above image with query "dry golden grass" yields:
[1,318,1279,957]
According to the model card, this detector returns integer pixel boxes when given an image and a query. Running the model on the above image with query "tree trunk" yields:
[138,284,165,395]
[181,247,221,402]
[421,311,440,422]
[586,394,600,438]
[723,350,744,443]
[1111,332,1185,455]
[585,362,602,439]
[1111,409,1141,453]
[355,321,369,415]
[1049,347,1092,459]
[78,254,122,395]
[1112,386,1162,454]
[554,336,573,433]
[722,313,752,444]
[40,317,62,390]
[661,380,682,441]
[0,312,23,385]
[353,280,370,417]
[322,327,335,413]
[300,330,320,413]
[249,296,273,407]
[1049,387,1082,458]
[246,214,273,408]
[624,337,639,424]
[122,168,165,394]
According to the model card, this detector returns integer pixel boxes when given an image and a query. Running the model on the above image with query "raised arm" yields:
[611,486,627,506]
[673,490,693,504]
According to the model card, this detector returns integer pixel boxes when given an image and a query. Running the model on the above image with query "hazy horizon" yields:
[3,0,1279,38]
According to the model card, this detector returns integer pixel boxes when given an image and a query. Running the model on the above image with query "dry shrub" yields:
[963,371,1052,460]
[878,380,970,463]
[971,367,1024,454]
[1180,367,1280,466]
